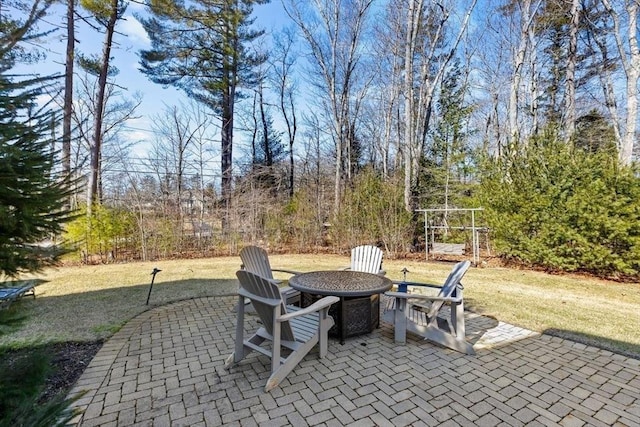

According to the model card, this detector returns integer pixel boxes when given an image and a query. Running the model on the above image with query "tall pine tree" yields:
[0,0,75,277]
[139,0,267,230]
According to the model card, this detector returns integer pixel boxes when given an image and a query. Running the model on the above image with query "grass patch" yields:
[0,306,28,339]
[91,323,124,336]
[0,254,638,358]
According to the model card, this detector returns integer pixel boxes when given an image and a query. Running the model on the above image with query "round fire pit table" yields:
[289,271,393,344]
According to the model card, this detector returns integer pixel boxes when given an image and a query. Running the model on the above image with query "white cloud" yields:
[121,15,150,48]
[127,1,147,13]
[36,93,54,108]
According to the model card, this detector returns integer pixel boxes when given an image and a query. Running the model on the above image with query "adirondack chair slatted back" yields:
[236,270,296,342]
[350,245,383,274]
[240,246,274,280]
[426,260,471,319]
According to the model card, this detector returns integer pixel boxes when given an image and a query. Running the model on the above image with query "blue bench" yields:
[0,282,36,310]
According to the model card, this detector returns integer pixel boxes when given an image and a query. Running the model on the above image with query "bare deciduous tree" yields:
[269,28,299,198]
[601,0,639,165]
[284,0,374,211]
[72,71,141,207]
[81,0,128,213]
[149,103,210,220]
[400,0,477,211]
[507,0,541,145]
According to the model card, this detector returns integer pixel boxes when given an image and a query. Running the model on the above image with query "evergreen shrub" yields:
[478,133,640,278]
[0,75,75,276]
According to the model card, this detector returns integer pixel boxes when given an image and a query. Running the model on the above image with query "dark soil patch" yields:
[40,341,103,402]
[3,341,103,403]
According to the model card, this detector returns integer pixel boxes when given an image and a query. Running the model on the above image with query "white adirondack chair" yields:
[345,245,386,275]
[383,260,475,355]
[239,245,301,305]
[226,270,339,392]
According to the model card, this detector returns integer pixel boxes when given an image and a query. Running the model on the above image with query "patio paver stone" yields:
[68,296,640,426]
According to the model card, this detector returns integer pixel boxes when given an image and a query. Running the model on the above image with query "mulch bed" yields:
[2,341,104,403]
[40,341,103,402]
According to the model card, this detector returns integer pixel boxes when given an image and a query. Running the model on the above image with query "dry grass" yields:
[2,254,639,357]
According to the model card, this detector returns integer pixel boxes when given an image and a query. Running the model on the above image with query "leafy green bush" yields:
[64,204,136,261]
[478,132,640,278]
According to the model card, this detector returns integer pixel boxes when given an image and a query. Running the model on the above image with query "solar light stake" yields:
[399,267,409,292]
[146,267,162,305]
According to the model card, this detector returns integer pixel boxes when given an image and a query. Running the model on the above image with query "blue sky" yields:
[114,1,292,156]
[24,1,292,157]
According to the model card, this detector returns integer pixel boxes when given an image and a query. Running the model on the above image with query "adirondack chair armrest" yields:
[272,268,301,276]
[391,280,441,289]
[385,291,463,303]
[265,277,282,285]
[238,287,282,307]
[278,296,340,322]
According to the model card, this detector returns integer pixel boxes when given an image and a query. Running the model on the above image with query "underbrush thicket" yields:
[63,169,416,260]
[331,171,413,256]
[63,139,640,279]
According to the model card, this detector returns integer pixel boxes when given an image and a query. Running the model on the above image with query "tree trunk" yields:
[258,84,272,166]
[602,0,639,165]
[220,2,239,232]
[63,0,74,206]
[621,0,639,164]
[529,23,539,135]
[250,92,258,162]
[509,0,533,145]
[287,90,296,198]
[87,0,119,214]
[587,15,622,144]
[403,0,420,212]
[174,115,184,220]
[221,88,233,231]
[564,0,580,142]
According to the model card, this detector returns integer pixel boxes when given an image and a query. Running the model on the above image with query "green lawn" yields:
[2,254,639,357]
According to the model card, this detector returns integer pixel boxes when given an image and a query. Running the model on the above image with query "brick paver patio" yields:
[69,296,640,426]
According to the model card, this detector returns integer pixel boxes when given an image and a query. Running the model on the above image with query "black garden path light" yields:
[146,267,162,305]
